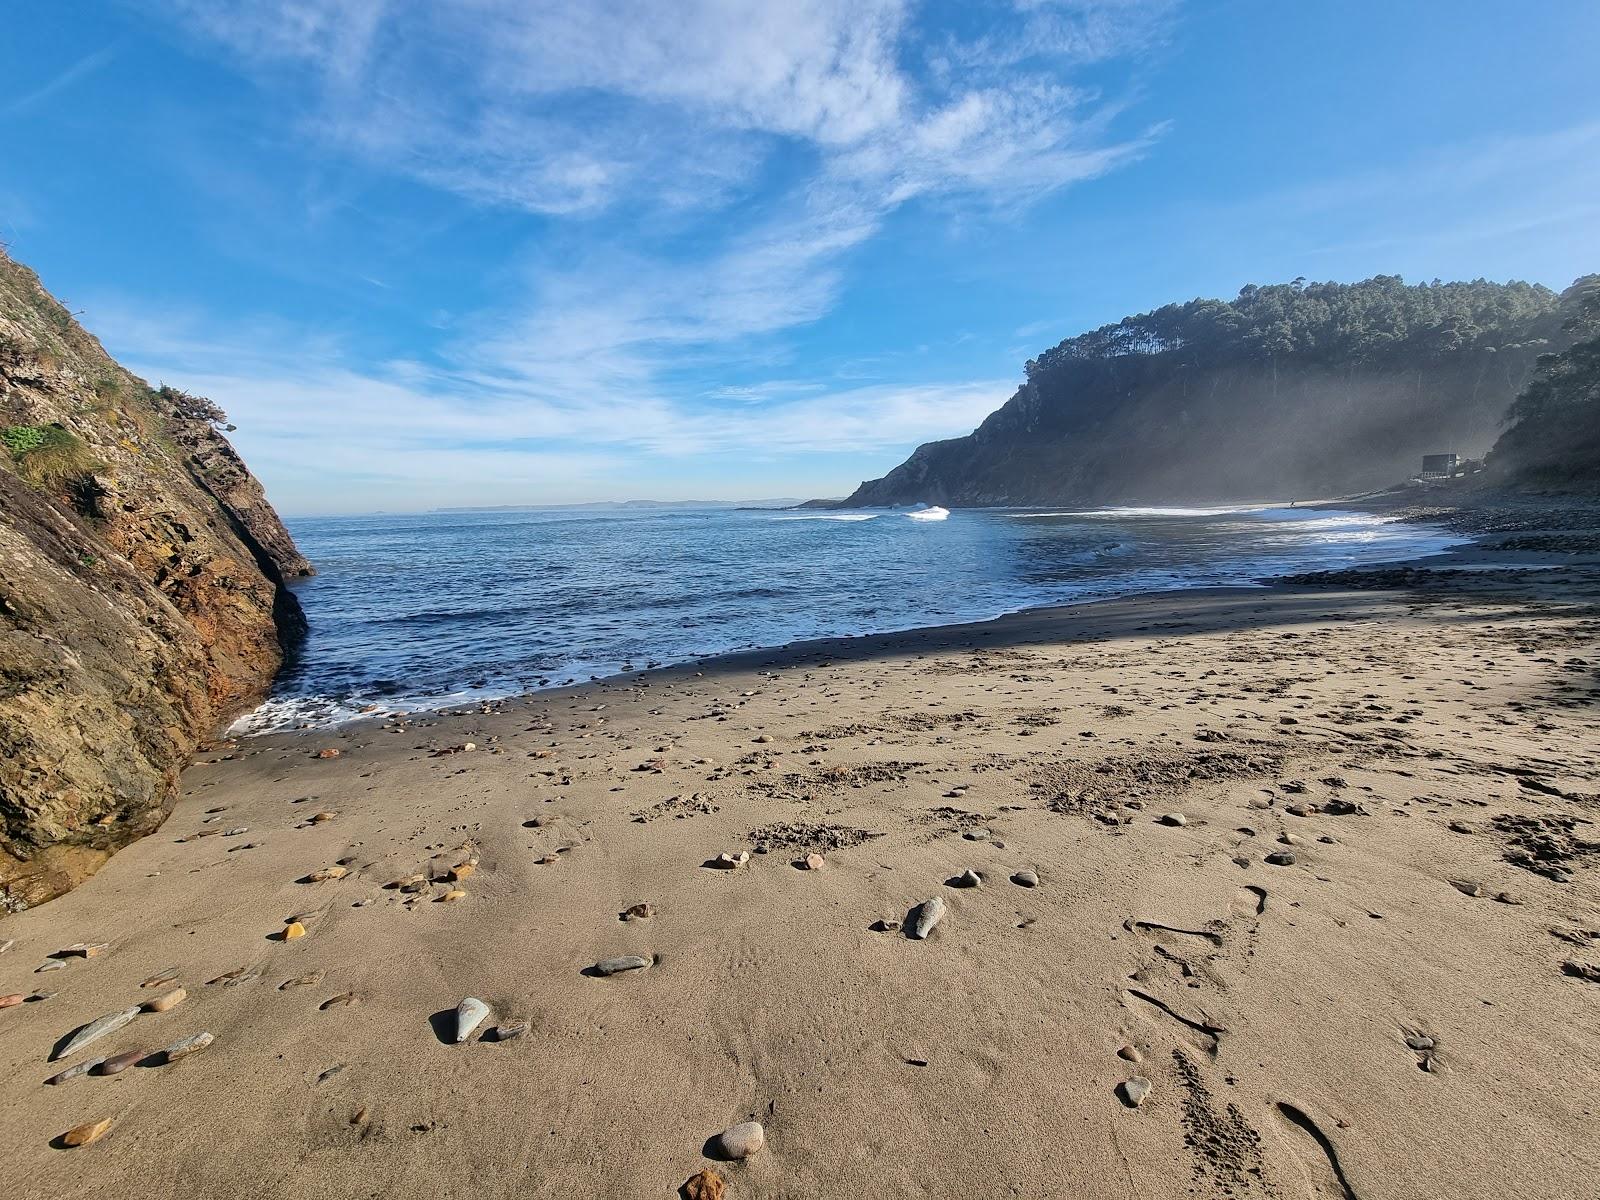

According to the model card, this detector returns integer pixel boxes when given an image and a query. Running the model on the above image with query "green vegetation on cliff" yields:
[844,276,1578,508]
[1493,277,1600,486]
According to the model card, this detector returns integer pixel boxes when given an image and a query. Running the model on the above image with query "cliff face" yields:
[0,250,311,910]
[844,277,1572,508]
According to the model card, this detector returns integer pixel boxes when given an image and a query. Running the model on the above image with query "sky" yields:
[3,1,1598,515]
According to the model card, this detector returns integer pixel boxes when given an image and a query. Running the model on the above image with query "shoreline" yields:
[240,501,1490,739]
[3,493,1598,1198]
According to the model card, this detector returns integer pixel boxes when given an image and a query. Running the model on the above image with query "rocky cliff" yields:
[0,250,311,910]
[843,276,1574,508]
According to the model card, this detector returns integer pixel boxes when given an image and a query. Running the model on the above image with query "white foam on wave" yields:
[772,512,879,522]
[906,505,950,521]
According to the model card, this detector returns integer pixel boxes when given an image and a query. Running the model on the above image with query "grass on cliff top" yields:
[2,423,101,488]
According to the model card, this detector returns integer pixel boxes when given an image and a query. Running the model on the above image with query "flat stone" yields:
[1159,813,1187,827]
[160,1031,214,1063]
[1265,851,1297,867]
[1449,880,1486,898]
[308,866,348,882]
[1,993,24,1008]
[311,811,336,823]
[55,1006,142,1061]
[1011,870,1039,888]
[715,1120,765,1159]
[46,1058,104,1085]
[59,942,109,958]
[143,987,186,1013]
[36,960,65,973]
[281,922,307,939]
[593,956,650,976]
[455,997,491,1043]
[1117,1045,1142,1063]
[61,1118,113,1147]
[96,1050,147,1075]
[1119,1077,1152,1107]
[438,888,467,902]
[907,896,947,940]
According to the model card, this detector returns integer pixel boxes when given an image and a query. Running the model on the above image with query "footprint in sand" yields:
[1274,1100,1360,1200]
[1229,885,1267,919]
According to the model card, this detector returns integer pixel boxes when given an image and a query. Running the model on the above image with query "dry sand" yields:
[3,559,1599,1198]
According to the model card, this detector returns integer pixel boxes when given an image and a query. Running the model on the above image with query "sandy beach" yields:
[3,537,1599,1199]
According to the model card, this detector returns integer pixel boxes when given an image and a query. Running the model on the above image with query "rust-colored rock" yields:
[1,249,310,911]
[681,1170,726,1200]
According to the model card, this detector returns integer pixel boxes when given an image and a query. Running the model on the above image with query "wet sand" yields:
[3,551,1599,1198]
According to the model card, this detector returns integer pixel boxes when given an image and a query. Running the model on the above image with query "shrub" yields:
[1,423,101,487]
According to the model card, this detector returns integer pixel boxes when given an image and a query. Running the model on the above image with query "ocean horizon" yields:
[235,502,1463,733]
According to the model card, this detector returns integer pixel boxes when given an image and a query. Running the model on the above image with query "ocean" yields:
[235,503,1462,732]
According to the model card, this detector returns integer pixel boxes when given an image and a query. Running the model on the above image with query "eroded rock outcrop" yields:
[0,249,310,909]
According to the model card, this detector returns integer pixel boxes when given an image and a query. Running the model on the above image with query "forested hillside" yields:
[1492,276,1600,486]
[843,277,1576,507]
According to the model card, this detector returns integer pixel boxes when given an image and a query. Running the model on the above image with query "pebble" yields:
[46,1058,104,1085]
[1119,1077,1152,1107]
[455,997,491,1043]
[60,942,109,958]
[1405,1032,1435,1051]
[493,1020,529,1041]
[950,868,982,888]
[449,863,476,882]
[36,960,65,973]
[803,853,826,870]
[96,1049,147,1075]
[439,888,467,902]
[1265,851,1297,867]
[311,811,336,823]
[1010,870,1039,888]
[160,1031,214,1063]
[282,921,307,939]
[315,748,341,758]
[308,866,348,882]
[1450,880,1486,898]
[593,956,650,976]
[873,918,902,933]
[620,902,654,921]
[1159,813,1187,827]
[1117,1045,1142,1063]
[55,1006,142,1061]
[715,1120,766,1159]
[907,896,946,940]
[1,993,24,1008]
[709,851,750,870]
[143,987,186,1013]
[61,1118,113,1147]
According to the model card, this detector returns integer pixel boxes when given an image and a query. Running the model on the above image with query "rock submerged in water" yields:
[907,896,946,940]
[455,997,491,1043]
[714,1120,765,1159]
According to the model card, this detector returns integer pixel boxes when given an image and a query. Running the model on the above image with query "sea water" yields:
[234,503,1461,731]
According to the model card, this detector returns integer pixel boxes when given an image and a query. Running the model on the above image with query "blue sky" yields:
[3,1,1597,515]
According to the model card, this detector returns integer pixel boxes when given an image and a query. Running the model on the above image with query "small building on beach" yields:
[1419,453,1461,479]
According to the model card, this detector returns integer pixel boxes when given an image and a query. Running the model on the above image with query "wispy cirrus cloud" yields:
[121,0,1175,507]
